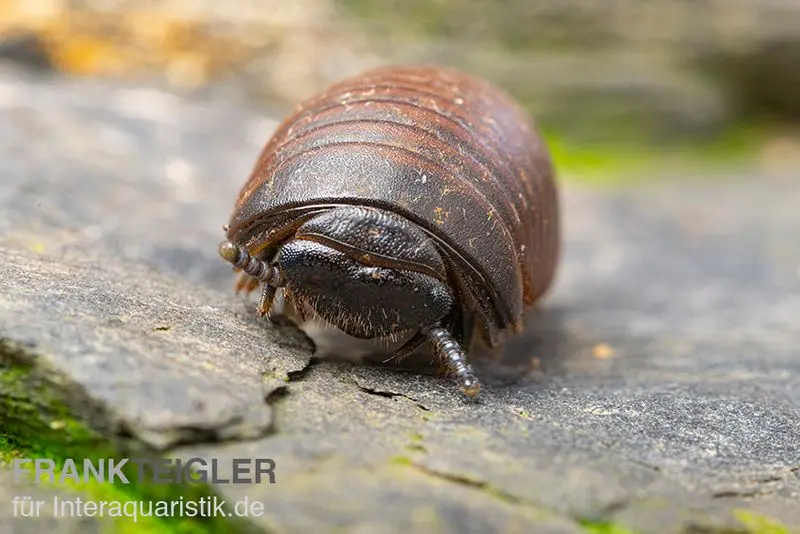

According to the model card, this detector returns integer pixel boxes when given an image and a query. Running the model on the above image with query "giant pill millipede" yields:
[219,64,560,398]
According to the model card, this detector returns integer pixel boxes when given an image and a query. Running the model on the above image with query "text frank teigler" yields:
[11,457,276,485]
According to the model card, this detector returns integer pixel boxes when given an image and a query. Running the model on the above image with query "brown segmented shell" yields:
[226,64,560,346]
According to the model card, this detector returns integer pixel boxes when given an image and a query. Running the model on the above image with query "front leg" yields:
[234,271,261,295]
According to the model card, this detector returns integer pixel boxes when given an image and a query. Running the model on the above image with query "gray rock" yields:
[3,0,799,140]
[0,64,312,451]
[174,175,800,534]
[0,247,311,450]
[695,30,800,121]
[0,468,105,533]
[1,64,799,533]
[354,0,800,129]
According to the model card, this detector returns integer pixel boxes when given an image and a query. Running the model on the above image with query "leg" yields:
[383,332,427,364]
[257,283,278,318]
[384,306,472,366]
[280,287,302,321]
[234,272,261,295]
[451,305,476,355]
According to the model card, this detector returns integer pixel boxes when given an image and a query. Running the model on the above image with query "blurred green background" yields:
[0,0,797,184]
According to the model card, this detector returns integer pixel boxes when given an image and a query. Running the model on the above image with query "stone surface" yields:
[175,176,800,533]
[350,0,800,128]
[1,63,799,533]
[0,64,313,451]
[0,468,105,534]
[2,0,799,139]
[0,248,311,450]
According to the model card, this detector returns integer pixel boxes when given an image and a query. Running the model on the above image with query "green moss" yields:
[577,510,796,534]
[0,352,108,458]
[341,0,787,186]
[261,369,290,383]
[578,520,639,534]
[389,455,414,466]
[544,124,770,187]
[734,510,791,534]
[0,341,262,534]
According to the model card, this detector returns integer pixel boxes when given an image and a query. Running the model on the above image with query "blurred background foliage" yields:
[0,0,798,183]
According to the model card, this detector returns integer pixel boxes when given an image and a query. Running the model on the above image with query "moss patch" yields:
[579,520,639,534]
[734,510,791,534]
[0,340,262,534]
[544,125,772,187]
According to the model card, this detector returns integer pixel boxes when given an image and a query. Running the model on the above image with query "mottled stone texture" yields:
[0,468,110,533]
[0,65,798,533]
